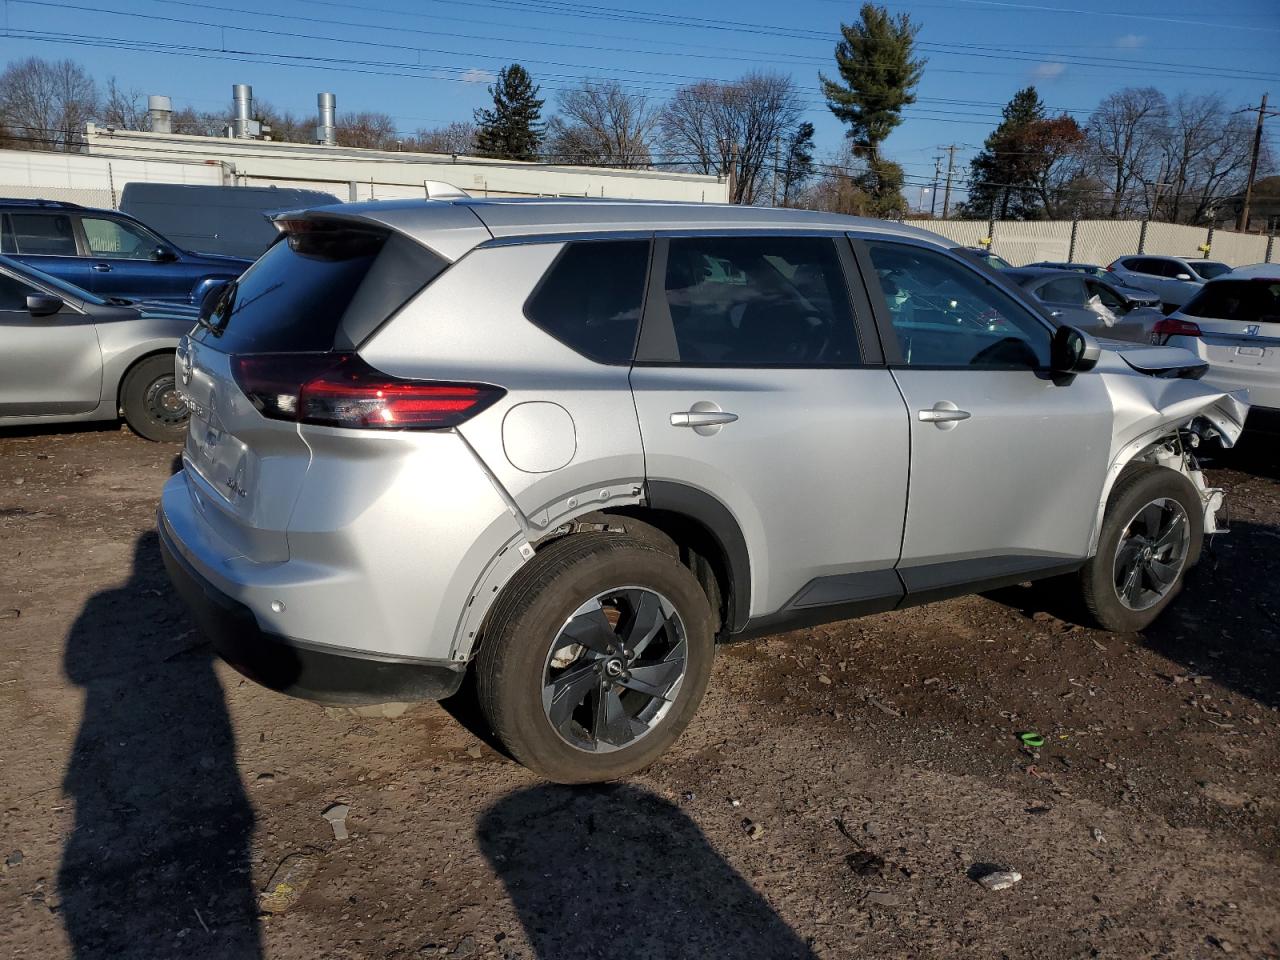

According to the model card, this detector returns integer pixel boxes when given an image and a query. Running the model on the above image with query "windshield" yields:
[1192,261,1232,280]
[0,254,106,305]
[984,253,1012,270]
[1183,280,1280,322]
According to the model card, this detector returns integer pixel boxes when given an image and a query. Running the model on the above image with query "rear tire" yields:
[120,354,189,443]
[475,534,714,784]
[1079,464,1203,632]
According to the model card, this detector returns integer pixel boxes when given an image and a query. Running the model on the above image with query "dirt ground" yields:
[1,423,1278,960]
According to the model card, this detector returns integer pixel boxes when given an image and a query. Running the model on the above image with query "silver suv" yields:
[159,199,1248,783]
[1107,255,1233,312]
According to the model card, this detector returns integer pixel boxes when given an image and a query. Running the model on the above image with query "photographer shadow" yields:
[478,784,816,959]
[57,531,261,958]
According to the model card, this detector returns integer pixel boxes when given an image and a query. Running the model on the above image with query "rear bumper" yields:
[158,510,465,704]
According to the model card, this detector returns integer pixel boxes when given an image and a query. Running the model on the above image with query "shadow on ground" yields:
[987,519,1280,711]
[478,784,816,960]
[57,532,261,959]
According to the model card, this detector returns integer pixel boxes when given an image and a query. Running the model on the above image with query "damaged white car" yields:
[158,204,1248,782]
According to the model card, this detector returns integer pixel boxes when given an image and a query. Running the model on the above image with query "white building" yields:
[76,125,727,205]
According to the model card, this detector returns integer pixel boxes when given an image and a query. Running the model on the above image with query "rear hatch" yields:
[1175,279,1280,403]
[176,217,448,561]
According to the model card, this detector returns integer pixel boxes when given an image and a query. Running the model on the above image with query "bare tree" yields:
[659,71,802,204]
[409,121,477,155]
[336,110,398,150]
[101,77,147,131]
[170,106,227,138]
[547,79,658,167]
[1085,87,1167,217]
[0,57,98,151]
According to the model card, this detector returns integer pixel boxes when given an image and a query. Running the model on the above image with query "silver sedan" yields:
[0,254,200,441]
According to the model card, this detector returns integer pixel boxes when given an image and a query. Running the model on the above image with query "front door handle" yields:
[670,410,739,428]
[918,401,971,429]
[92,263,112,272]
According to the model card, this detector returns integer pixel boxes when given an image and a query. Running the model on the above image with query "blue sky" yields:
[3,0,1278,206]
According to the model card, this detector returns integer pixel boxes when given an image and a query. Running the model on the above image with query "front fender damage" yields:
[1089,371,1249,554]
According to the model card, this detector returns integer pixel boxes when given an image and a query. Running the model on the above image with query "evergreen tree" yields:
[473,64,544,160]
[960,86,1084,220]
[820,3,925,211]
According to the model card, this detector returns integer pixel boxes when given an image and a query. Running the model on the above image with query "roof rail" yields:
[0,198,85,209]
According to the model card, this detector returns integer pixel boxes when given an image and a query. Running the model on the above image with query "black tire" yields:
[1079,463,1203,632]
[120,354,189,442]
[475,534,714,784]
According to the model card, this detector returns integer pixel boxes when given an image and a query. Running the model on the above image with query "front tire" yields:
[475,535,714,784]
[1080,464,1203,632]
[120,354,189,442]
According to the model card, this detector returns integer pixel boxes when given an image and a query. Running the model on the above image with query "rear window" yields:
[1191,261,1232,280]
[203,225,445,353]
[1183,280,1280,323]
[525,239,650,364]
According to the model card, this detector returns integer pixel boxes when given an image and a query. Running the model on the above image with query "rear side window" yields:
[1039,276,1086,305]
[1183,281,1280,323]
[525,240,649,364]
[656,235,860,366]
[9,213,76,256]
[205,225,445,353]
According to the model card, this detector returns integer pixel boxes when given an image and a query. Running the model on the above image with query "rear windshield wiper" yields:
[196,280,236,337]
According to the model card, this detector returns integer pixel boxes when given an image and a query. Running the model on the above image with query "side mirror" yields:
[153,245,178,262]
[1051,324,1101,376]
[1175,273,1192,281]
[26,293,63,317]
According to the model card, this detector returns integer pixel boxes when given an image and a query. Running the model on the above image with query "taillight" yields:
[231,353,504,429]
[1152,318,1202,338]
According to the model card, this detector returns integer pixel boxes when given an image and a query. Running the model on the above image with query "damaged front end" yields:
[1091,344,1249,551]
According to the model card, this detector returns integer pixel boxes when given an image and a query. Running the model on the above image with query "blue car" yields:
[0,198,251,304]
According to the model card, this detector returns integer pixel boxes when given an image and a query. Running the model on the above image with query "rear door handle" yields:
[670,411,739,428]
[92,263,112,272]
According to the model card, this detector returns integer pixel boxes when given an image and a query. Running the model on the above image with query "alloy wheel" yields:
[1112,497,1191,612]
[542,587,688,753]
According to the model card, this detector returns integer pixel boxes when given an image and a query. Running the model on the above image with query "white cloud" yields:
[461,68,493,85]
[1032,62,1066,80]
[1115,33,1148,49]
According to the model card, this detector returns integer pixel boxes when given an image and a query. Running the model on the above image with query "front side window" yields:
[865,241,1050,369]
[1086,279,1127,313]
[81,217,160,260]
[525,240,649,364]
[0,272,38,311]
[659,235,860,366]
[9,213,76,256]
[1191,261,1232,280]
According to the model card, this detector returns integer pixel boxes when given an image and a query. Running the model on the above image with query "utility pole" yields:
[1238,93,1276,232]
[929,154,943,217]
[941,144,958,219]
[727,142,740,204]
[771,135,781,207]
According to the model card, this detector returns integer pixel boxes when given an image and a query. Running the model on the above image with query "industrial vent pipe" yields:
[231,83,254,139]
[147,95,172,135]
[315,92,337,146]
